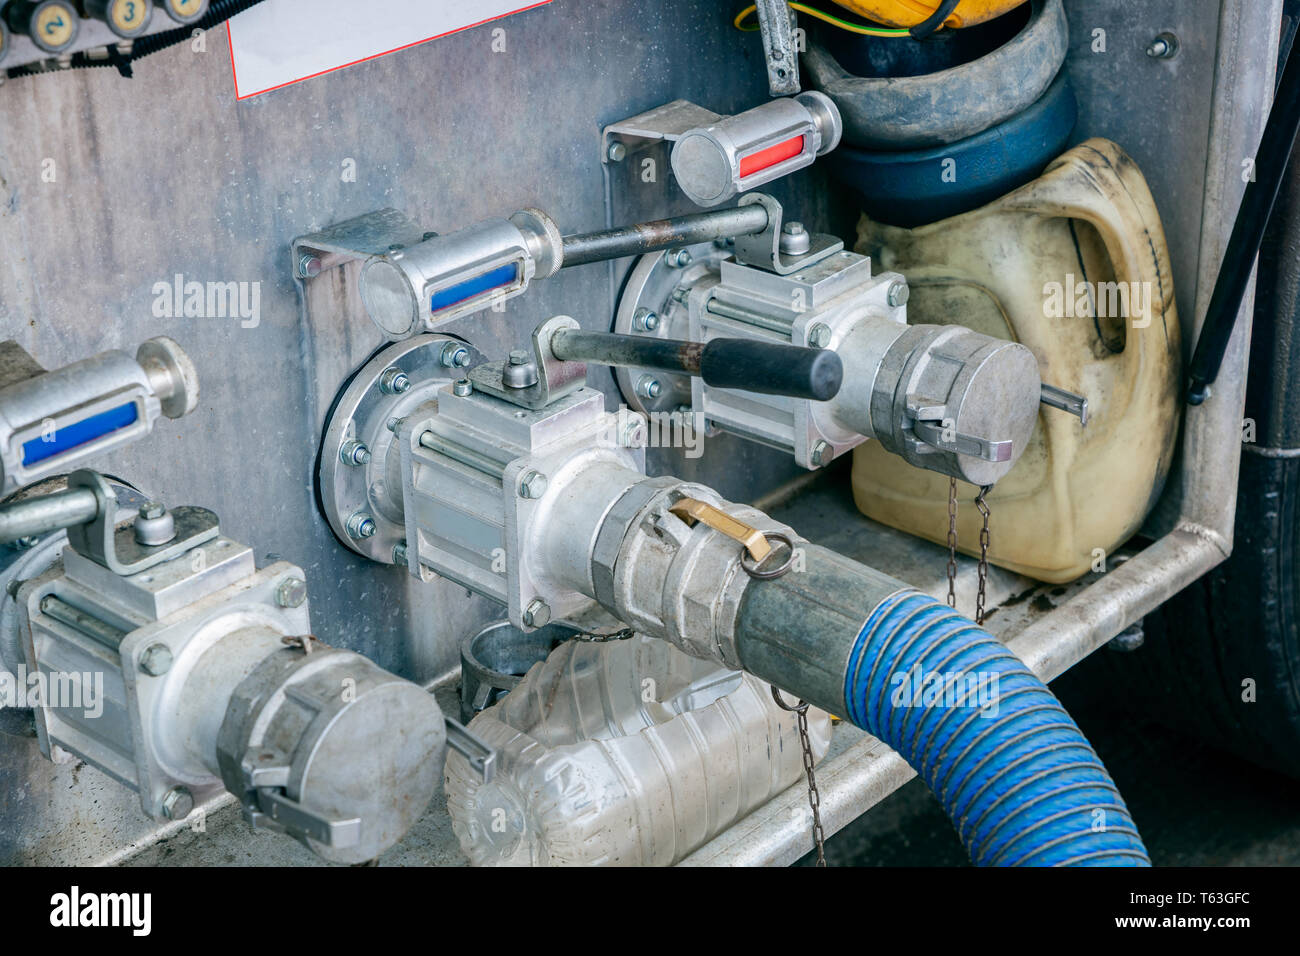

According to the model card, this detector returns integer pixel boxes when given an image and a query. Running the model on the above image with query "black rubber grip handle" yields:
[699,339,843,401]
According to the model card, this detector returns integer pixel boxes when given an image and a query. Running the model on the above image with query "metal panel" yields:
[0,0,1277,865]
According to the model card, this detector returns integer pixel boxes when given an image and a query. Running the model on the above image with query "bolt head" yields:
[161,786,194,821]
[440,342,471,368]
[621,418,647,448]
[139,501,166,520]
[275,577,308,609]
[393,541,409,566]
[607,141,628,163]
[811,441,833,468]
[347,513,377,539]
[665,249,692,268]
[140,643,173,677]
[523,599,552,628]
[340,440,371,466]
[508,349,529,366]
[887,280,910,308]
[782,221,806,236]
[453,378,473,397]
[808,323,832,348]
[518,470,549,499]
[379,367,412,395]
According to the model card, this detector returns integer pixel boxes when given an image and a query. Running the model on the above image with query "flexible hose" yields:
[843,590,1150,866]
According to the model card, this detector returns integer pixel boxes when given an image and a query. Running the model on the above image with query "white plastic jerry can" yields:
[852,138,1182,583]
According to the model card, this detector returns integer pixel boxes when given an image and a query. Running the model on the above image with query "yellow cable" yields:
[734,3,914,37]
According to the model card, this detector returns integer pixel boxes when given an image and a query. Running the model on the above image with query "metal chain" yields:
[572,625,637,643]
[946,476,958,609]
[975,485,993,626]
[771,686,826,866]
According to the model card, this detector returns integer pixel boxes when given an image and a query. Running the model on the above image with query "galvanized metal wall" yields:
[0,0,1266,863]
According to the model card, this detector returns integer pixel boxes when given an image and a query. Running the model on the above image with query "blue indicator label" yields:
[21,402,139,467]
[430,262,519,313]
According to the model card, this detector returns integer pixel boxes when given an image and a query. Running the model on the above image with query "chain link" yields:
[771,687,826,866]
[946,477,958,610]
[975,484,993,626]
[571,625,637,643]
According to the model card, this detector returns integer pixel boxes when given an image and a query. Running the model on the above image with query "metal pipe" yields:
[559,204,770,268]
[39,594,127,649]
[550,329,843,401]
[418,431,508,479]
[552,329,706,375]
[0,488,100,544]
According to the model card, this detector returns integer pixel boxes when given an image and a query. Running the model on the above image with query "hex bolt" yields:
[779,221,811,256]
[274,577,307,609]
[453,378,473,397]
[340,440,371,466]
[633,308,660,332]
[1146,32,1178,59]
[637,376,663,400]
[161,786,195,821]
[518,470,549,500]
[134,501,176,547]
[503,351,539,389]
[298,254,322,279]
[139,643,174,677]
[379,366,412,395]
[346,512,377,540]
[439,342,471,368]
[523,599,552,628]
[386,417,401,432]
[393,541,409,566]
[621,418,646,448]
[811,441,834,468]
[665,248,692,268]
[808,323,832,348]
[607,141,628,163]
[887,280,910,308]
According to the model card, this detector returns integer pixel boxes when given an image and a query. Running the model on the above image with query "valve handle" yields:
[549,329,843,402]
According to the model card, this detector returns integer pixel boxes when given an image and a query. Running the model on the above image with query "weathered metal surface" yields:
[0,0,1275,866]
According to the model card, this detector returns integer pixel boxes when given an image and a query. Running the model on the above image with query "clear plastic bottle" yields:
[445,634,831,866]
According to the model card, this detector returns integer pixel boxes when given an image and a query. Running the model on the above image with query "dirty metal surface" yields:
[0,0,1260,865]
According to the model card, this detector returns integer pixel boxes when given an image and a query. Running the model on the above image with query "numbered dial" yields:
[6,1,80,54]
[162,0,207,25]
[86,0,154,38]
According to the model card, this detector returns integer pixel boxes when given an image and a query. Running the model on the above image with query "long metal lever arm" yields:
[0,487,100,545]
[551,329,843,402]
[559,204,771,268]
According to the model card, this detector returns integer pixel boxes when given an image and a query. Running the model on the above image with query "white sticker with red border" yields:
[227,0,551,100]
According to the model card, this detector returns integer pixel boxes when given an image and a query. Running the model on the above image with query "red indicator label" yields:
[738,135,805,178]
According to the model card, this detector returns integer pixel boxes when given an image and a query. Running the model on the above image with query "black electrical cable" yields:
[909,0,960,39]
[4,0,268,80]
[1186,28,1300,405]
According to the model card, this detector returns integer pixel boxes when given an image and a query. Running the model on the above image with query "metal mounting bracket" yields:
[290,208,429,280]
[732,193,842,275]
[64,470,218,576]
